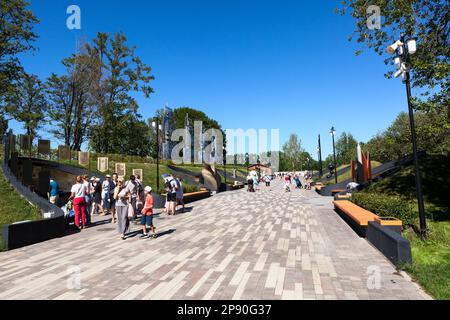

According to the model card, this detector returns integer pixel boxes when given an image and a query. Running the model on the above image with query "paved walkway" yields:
[0,180,430,300]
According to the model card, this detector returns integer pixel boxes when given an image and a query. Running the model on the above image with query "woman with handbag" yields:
[68,176,88,230]
[115,179,131,240]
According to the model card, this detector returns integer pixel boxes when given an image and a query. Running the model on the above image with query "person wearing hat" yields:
[140,186,155,238]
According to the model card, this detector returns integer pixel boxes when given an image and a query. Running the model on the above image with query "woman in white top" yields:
[69,175,88,230]
[114,179,131,240]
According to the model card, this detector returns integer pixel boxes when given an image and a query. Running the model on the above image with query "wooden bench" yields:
[161,190,211,204]
[183,191,211,204]
[333,200,402,237]
[333,200,378,226]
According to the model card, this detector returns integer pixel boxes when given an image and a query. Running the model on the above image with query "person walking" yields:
[115,179,130,240]
[165,175,178,215]
[263,174,271,190]
[92,177,104,215]
[48,177,59,205]
[175,176,185,213]
[82,175,92,225]
[110,173,118,223]
[125,175,140,221]
[140,186,156,238]
[247,174,255,192]
[135,174,145,215]
[102,175,112,215]
[68,176,87,230]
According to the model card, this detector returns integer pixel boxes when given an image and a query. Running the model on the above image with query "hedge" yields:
[351,192,416,226]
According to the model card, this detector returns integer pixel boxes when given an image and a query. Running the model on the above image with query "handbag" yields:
[127,203,134,219]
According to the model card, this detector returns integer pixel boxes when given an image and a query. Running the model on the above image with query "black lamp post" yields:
[318,134,323,178]
[245,153,249,175]
[387,33,427,235]
[223,145,227,185]
[330,127,338,184]
[152,117,162,191]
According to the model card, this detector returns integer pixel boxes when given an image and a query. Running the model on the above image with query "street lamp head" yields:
[330,127,336,136]
[387,40,403,55]
[151,121,156,128]
[407,38,417,54]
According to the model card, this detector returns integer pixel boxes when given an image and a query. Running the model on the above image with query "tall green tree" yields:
[339,0,449,108]
[0,0,38,101]
[4,73,46,145]
[335,132,358,166]
[88,32,155,154]
[0,115,7,139]
[46,43,102,151]
[281,134,305,171]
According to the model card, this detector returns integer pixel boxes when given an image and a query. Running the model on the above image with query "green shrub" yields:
[183,184,201,194]
[351,192,416,226]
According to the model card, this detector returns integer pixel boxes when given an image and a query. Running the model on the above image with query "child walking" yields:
[140,186,156,238]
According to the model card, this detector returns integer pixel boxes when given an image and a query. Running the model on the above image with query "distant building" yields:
[160,107,221,165]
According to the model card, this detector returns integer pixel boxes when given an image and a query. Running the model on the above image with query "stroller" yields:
[247,179,255,192]
[62,200,75,229]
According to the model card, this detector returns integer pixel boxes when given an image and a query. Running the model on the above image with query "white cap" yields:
[144,186,152,193]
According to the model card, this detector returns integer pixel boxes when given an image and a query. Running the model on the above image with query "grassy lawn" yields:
[402,221,450,300]
[67,156,248,192]
[0,165,42,251]
[74,160,200,194]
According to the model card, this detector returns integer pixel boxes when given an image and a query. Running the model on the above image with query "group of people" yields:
[247,171,273,192]
[278,172,313,192]
[67,173,156,240]
[60,172,187,240]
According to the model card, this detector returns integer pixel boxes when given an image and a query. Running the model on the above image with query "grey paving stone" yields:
[0,180,430,300]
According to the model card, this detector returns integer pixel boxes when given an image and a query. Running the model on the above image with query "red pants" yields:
[73,197,86,228]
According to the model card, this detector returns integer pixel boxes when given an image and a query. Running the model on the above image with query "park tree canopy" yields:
[4,73,46,145]
[87,32,155,154]
[46,43,102,151]
[339,0,449,109]
[0,0,38,101]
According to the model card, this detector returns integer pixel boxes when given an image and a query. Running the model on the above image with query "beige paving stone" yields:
[0,180,430,300]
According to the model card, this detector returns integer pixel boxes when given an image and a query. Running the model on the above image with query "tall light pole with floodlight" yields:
[223,145,227,186]
[387,33,427,235]
[318,134,323,178]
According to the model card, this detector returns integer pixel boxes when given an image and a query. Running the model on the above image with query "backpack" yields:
[165,180,172,193]
[136,180,144,194]
[125,180,138,196]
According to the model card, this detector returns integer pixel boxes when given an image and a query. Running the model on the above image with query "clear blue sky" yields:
[12,0,412,159]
